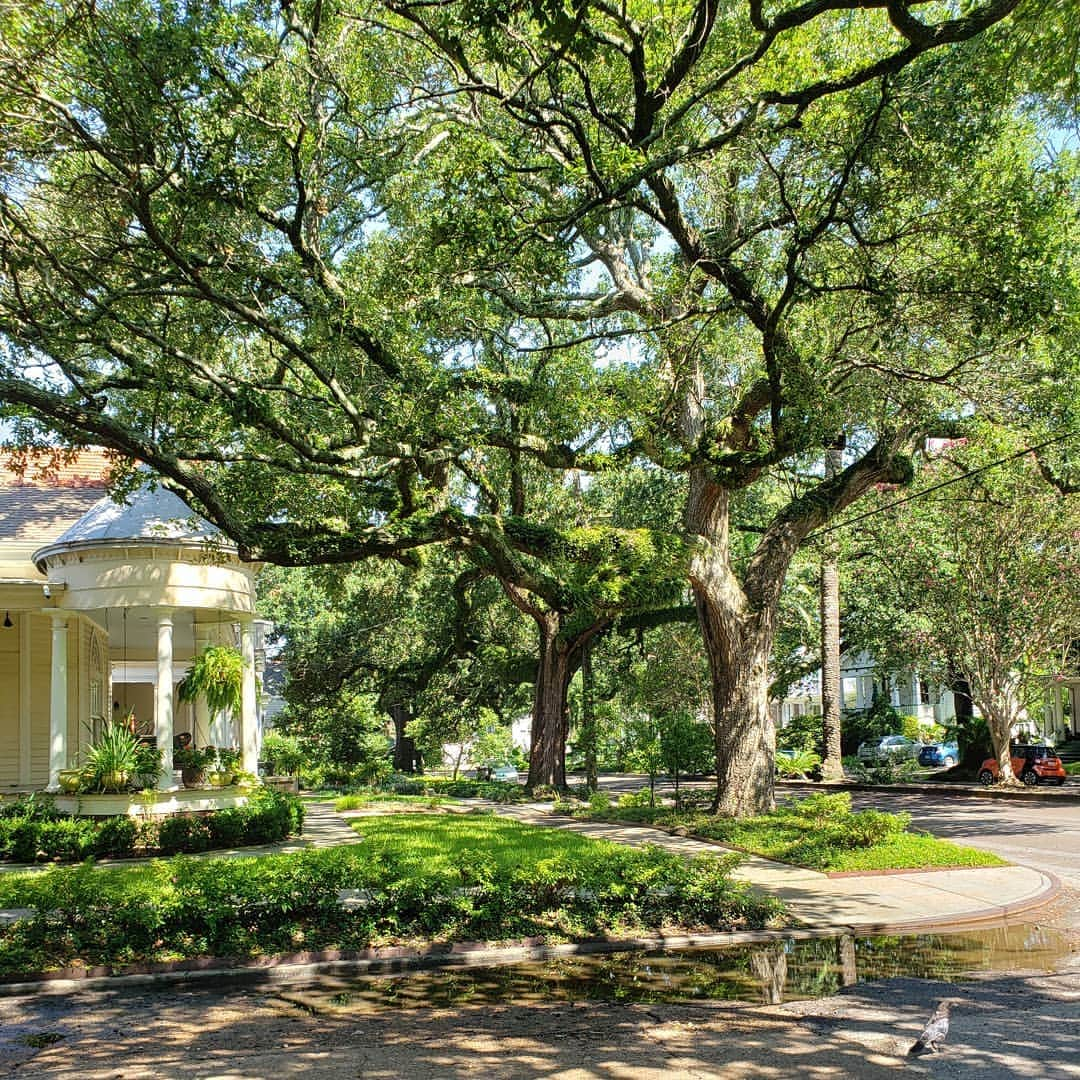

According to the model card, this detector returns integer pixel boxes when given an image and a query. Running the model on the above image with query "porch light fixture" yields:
[2,612,11,629]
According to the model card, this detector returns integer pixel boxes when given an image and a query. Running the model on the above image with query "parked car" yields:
[979,745,1066,786]
[857,735,921,762]
[918,742,959,768]
[491,765,520,783]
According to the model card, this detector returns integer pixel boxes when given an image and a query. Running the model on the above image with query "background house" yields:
[0,451,267,792]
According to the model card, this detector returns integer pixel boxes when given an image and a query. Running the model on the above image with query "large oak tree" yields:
[0,0,1073,811]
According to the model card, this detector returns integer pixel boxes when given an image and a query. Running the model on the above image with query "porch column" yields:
[155,610,175,790]
[239,618,259,776]
[19,613,31,787]
[47,612,70,792]
[192,623,212,746]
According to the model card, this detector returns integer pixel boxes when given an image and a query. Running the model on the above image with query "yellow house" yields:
[0,452,262,794]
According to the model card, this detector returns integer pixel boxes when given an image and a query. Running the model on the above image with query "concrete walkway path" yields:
[492,803,1058,933]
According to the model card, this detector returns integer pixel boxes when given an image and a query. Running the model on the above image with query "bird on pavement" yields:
[908,998,956,1055]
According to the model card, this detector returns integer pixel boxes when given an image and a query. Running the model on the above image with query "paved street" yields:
[838,790,1080,891]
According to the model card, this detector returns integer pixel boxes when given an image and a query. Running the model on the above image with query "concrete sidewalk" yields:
[493,803,1058,933]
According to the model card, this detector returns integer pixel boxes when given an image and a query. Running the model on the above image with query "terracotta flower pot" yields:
[181,767,206,789]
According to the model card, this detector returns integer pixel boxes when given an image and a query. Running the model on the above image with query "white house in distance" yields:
[774,649,1076,745]
[772,649,958,732]
[0,451,267,795]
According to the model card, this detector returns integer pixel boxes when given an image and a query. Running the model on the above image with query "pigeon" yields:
[908,998,955,1055]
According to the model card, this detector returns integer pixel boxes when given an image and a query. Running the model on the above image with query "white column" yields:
[240,618,259,776]
[155,611,175,790]
[192,623,212,746]
[19,613,32,787]
[47,612,70,791]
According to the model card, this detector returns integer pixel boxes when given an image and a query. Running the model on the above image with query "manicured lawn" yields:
[574,792,1006,873]
[334,793,455,810]
[0,814,781,978]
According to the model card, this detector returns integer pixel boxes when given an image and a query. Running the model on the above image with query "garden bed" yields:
[0,814,782,978]
[0,789,304,863]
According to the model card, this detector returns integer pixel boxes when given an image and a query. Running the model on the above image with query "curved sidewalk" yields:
[492,803,1059,933]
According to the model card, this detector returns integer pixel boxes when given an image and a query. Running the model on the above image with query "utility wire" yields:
[809,427,1078,540]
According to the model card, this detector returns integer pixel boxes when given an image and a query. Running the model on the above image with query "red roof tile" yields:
[0,449,118,544]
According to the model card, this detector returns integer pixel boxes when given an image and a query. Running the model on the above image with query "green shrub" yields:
[588,791,612,813]
[0,789,303,863]
[0,794,60,822]
[157,814,212,854]
[776,713,824,755]
[205,808,248,848]
[617,789,654,808]
[847,756,921,785]
[262,732,305,776]
[94,815,138,857]
[0,815,783,977]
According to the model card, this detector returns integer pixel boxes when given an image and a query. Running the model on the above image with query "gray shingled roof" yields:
[33,483,229,569]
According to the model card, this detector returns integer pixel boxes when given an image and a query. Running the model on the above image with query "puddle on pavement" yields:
[270,917,1077,1014]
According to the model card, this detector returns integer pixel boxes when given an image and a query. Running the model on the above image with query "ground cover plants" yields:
[0,790,304,862]
[570,792,1006,873]
[338,776,532,803]
[0,814,782,978]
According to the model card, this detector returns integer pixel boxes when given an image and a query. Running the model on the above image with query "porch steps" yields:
[1054,738,1080,765]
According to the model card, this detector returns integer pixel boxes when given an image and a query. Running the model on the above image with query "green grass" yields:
[575,792,1005,873]
[1064,762,1080,776]
[0,814,782,978]
[333,793,453,811]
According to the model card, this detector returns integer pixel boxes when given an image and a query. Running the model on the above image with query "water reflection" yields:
[276,920,1073,1014]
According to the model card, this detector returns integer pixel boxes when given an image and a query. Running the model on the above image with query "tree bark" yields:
[526,616,575,791]
[389,703,421,774]
[977,680,1022,785]
[686,474,778,817]
[820,440,845,780]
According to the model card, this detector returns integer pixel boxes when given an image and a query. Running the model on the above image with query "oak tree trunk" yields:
[389,703,421,774]
[686,473,779,817]
[526,618,574,790]
[701,601,777,816]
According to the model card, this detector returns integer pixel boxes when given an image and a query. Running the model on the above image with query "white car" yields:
[491,765,519,783]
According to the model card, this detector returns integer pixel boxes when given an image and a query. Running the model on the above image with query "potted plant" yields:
[209,747,240,786]
[173,746,216,788]
[57,769,83,794]
[82,723,142,792]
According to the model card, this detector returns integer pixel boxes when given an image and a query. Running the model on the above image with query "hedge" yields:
[0,819,784,976]
[0,789,304,863]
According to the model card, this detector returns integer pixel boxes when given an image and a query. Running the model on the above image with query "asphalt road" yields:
[831,789,1080,891]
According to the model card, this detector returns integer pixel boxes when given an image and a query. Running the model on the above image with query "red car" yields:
[979,745,1067,786]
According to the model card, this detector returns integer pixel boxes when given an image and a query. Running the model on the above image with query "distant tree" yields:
[844,432,1080,783]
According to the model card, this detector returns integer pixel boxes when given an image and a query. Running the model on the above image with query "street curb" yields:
[792,867,1062,936]
[775,779,1080,803]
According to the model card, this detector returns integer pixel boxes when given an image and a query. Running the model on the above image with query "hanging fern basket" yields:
[177,645,244,720]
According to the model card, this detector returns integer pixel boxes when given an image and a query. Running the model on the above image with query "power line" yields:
[809,427,1078,539]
